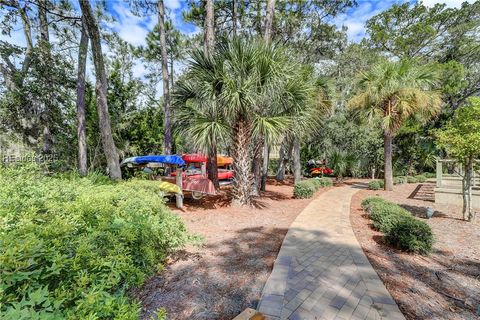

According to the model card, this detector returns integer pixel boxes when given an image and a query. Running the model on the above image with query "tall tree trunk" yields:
[204,0,215,55]
[293,138,301,184]
[462,158,474,221]
[276,141,286,181]
[170,53,174,89]
[208,140,219,189]
[232,0,237,36]
[276,138,292,181]
[38,0,53,153]
[252,140,262,196]
[232,117,252,206]
[260,144,269,191]
[264,0,275,42]
[157,0,172,154]
[257,0,276,189]
[79,0,122,180]
[76,18,89,176]
[384,130,394,191]
[203,0,219,188]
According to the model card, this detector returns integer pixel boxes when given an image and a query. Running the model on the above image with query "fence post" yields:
[436,159,442,188]
[201,162,206,178]
[175,167,183,209]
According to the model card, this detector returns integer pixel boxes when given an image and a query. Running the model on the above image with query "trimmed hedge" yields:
[361,196,433,254]
[369,202,412,233]
[361,197,386,211]
[0,165,191,319]
[385,217,433,255]
[424,172,436,179]
[368,180,384,190]
[414,174,427,183]
[293,178,332,199]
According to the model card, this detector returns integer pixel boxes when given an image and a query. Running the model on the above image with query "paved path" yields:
[257,185,405,320]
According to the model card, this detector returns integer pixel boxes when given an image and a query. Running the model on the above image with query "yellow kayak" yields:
[217,155,233,166]
[159,181,182,194]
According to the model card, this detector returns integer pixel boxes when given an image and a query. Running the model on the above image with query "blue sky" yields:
[0,0,474,88]
[106,0,474,47]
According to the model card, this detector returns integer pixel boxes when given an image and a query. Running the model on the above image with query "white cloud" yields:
[420,0,476,8]
[165,0,182,10]
[335,0,409,42]
[109,3,155,47]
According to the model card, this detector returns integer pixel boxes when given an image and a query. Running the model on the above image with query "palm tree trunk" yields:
[293,137,301,184]
[384,130,394,191]
[79,0,121,180]
[76,17,88,176]
[204,0,215,55]
[158,0,172,154]
[264,0,275,42]
[232,117,252,206]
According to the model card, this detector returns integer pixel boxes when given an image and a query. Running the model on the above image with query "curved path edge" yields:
[257,185,405,320]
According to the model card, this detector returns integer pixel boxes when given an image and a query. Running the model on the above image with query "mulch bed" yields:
[350,181,480,320]
[133,178,331,320]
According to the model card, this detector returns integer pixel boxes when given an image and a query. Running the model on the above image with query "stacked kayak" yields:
[169,154,235,181]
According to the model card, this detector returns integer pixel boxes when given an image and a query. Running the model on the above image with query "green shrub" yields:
[423,172,436,179]
[0,165,190,319]
[312,177,333,188]
[361,196,434,255]
[361,197,386,211]
[369,202,412,233]
[414,174,427,182]
[293,180,316,198]
[394,176,407,184]
[294,178,332,198]
[385,217,433,254]
[406,176,418,183]
[368,180,384,190]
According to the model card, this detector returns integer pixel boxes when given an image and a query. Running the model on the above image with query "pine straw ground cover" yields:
[133,178,332,320]
[350,181,480,320]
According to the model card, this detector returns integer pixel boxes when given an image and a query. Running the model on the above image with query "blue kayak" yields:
[121,155,185,166]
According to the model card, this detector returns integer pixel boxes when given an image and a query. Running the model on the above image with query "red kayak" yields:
[182,153,207,163]
[171,169,234,180]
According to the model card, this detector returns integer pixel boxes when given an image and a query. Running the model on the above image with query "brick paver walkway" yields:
[257,185,405,320]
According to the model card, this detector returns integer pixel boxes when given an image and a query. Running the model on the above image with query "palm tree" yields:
[175,38,307,206]
[348,59,441,190]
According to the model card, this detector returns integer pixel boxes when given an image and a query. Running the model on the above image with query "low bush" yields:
[369,202,412,233]
[385,217,433,254]
[368,180,384,190]
[361,197,385,211]
[312,177,333,188]
[361,196,433,255]
[414,174,427,183]
[294,178,332,199]
[0,164,190,319]
[293,180,316,198]
[406,176,418,183]
[394,176,407,184]
[423,172,436,179]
